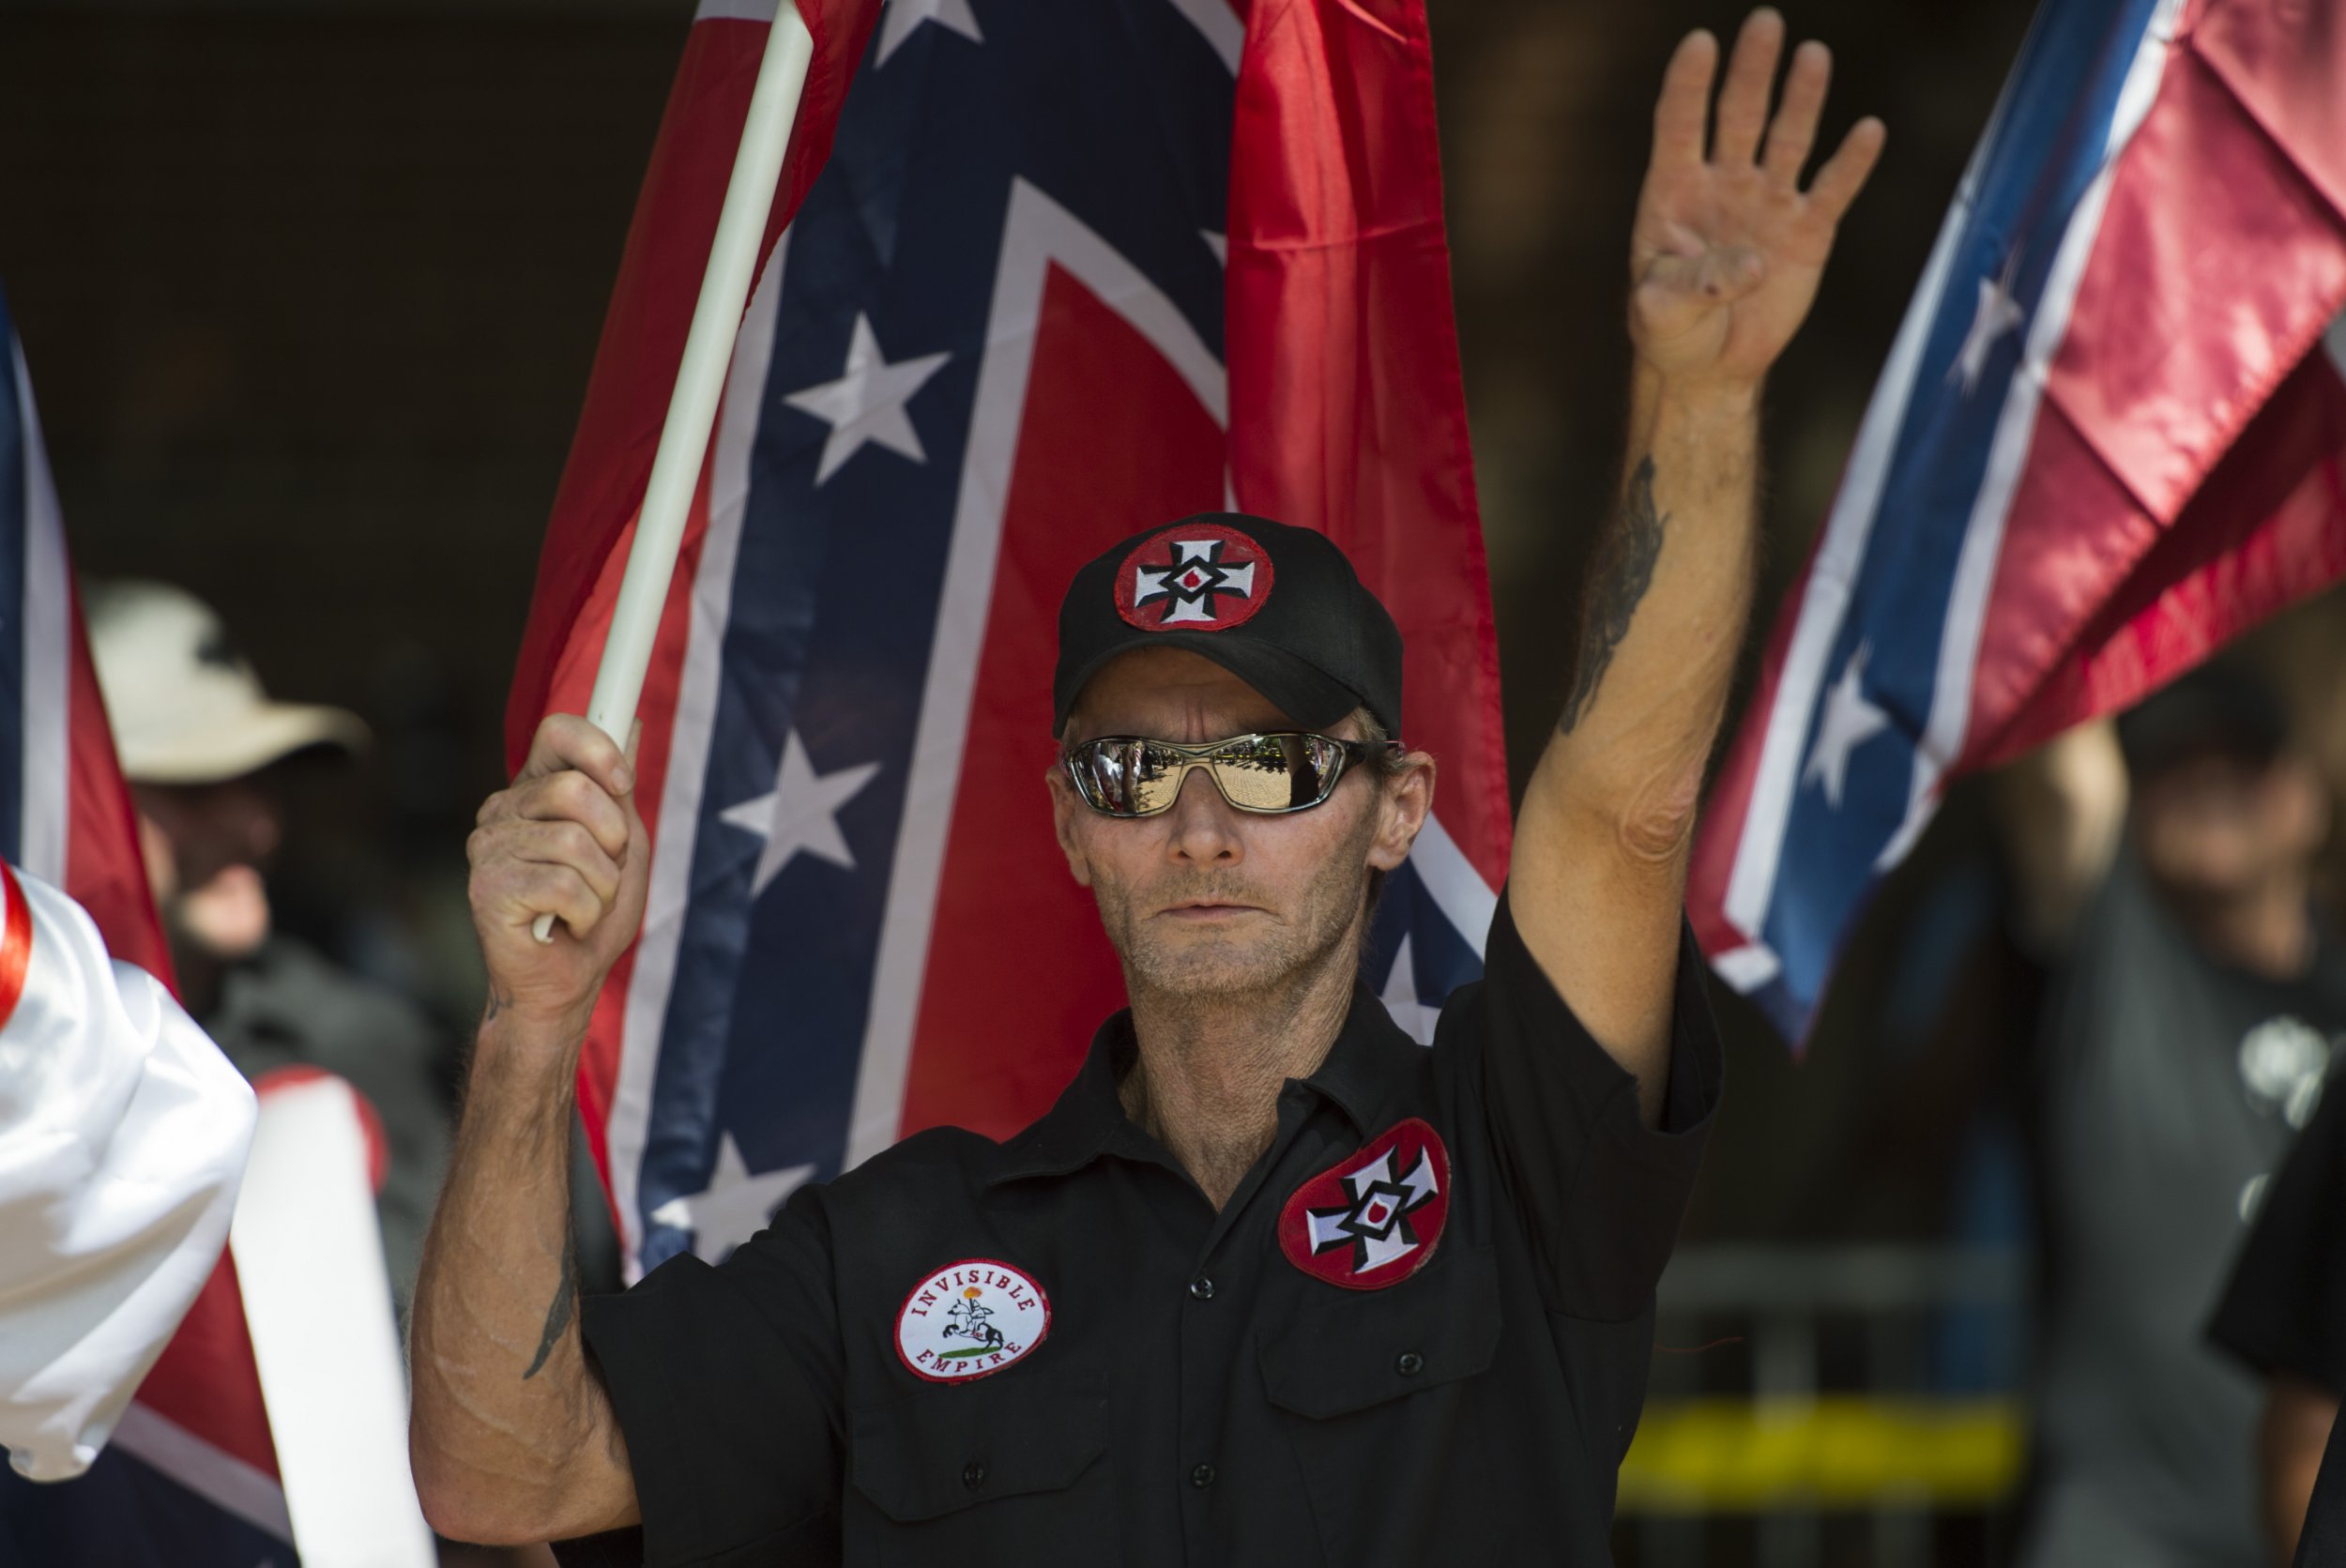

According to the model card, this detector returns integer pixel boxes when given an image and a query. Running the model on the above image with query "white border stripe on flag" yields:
[12,342,69,887]
[1409,812,1495,957]
[111,1402,295,1543]
[1719,0,2182,956]
[845,178,1227,1170]
[1165,0,1244,75]
[1878,0,2184,867]
[609,240,791,1274]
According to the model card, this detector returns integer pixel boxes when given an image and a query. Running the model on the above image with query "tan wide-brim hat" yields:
[84,580,369,786]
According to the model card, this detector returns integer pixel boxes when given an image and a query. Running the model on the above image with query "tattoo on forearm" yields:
[522,1229,579,1380]
[1559,456,1668,735]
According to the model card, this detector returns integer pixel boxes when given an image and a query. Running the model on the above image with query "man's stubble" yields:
[1088,793,1383,1011]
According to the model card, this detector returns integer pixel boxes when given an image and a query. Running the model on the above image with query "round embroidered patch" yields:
[1276,1119,1452,1289]
[894,1258,1052,1383]
[1114,522,1273,632]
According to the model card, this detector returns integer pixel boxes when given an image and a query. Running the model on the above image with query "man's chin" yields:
[1122,931,1292,998]
[171,867,273,963]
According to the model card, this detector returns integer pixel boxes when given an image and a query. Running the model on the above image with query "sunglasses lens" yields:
[1071,735,1351,815]
[1211,734,1343,812]
[1071,739,1180,816]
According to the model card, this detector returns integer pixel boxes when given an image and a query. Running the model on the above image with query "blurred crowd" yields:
[81,578,619,1567]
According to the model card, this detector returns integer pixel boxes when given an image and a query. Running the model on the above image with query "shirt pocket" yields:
[845,1369,1118,1564]
[1257,1245,1505,1566]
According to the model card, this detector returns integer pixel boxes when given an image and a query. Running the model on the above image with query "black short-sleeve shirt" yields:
[560,891,1721,1566]
[2210,1068,2346,1397]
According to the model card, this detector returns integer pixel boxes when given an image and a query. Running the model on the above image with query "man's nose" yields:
[222,790,282,861]
[1164,765,1241,863]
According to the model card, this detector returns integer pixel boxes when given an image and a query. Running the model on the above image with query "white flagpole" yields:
[535,0,816,942]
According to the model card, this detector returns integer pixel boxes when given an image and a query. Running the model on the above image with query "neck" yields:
[172,943,227,1020]
[1121,934,1361,1210]
[2176,871,2314,982]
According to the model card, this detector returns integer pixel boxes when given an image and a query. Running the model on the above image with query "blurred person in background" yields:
[85,578,451,1317]
[1994,662,2346,1568]
[2210,1024,2346,1565]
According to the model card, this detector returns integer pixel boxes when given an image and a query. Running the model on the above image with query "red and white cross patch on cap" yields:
[1114,521,1273,632]
[894,1257,1052,1383]
[1276,1119,1452,1289]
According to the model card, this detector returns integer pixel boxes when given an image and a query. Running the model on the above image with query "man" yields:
[0,858,255,1484]
[2210,1021,2346,1566]
[85,578,450,1312]
[1993,666,2346,1568]
[409,11,1882,1560]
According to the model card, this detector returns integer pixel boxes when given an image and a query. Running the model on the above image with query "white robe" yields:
[0,860,254,1483]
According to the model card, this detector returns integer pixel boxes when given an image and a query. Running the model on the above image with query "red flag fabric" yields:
[1970,0,2346,762]
[502,0,1506,1282]
[1226,0,1513,897]
[506,0,886,765]
[1687,0,2346,1042]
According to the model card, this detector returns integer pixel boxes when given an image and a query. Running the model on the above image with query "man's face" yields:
[1048,647,1431,1000]
[2134,750,2326,905]
[134,776,282,962]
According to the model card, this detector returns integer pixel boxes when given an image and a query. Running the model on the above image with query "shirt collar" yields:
[988,983,1421,1186]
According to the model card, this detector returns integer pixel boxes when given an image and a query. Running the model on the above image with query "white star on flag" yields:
[785,313,952,484]
[649,1131,815,1263]
[876,0,983,67]
[1803,642,1891,810]
[1380,934,1440,1045]
[1953,265,2026,394]
[721,730,882,893]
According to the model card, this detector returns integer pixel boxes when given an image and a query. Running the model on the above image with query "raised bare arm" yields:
[408,716,647,1544]
[1512,9,1883,1120]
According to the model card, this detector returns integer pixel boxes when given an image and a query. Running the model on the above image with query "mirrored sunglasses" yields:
[1063,732,1399,818]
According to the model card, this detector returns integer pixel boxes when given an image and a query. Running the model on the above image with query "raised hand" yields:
[467,714,650,1038]
[1630,8,1884,394]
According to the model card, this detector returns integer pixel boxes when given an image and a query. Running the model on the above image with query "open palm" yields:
[1630,9,1885,391]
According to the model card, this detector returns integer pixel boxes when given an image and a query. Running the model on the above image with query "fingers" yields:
[477,853,612,941]
[1651,28,1717,175]
[1760,39,1830,184]
[1710,8,1785,169]
[1806,114,1888,223]
[482,767,632,862]
[517,714,634,799]
[472,817,624,910]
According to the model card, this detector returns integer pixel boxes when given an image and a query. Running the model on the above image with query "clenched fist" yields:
[467,714,650,1039]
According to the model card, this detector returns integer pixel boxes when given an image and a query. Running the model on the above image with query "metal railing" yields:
[1619,1244,2031,1568]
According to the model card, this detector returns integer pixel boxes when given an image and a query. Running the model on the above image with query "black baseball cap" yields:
[1053,513,1403,738]
[2116,662,2290,782]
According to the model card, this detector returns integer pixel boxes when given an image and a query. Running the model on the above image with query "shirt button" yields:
[1191,1463,1217,1488]
[1188,1277,1215,1301]
[963,1461,987,1490]
[1395,1350,1425,1377]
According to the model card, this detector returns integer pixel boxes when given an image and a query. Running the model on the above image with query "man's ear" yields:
[1366,753,1437,873]
[1045,766,1094,888]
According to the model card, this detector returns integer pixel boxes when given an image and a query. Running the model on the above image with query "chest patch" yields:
[894,1258,1052,1383]
[1277,1118,1452,1289]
